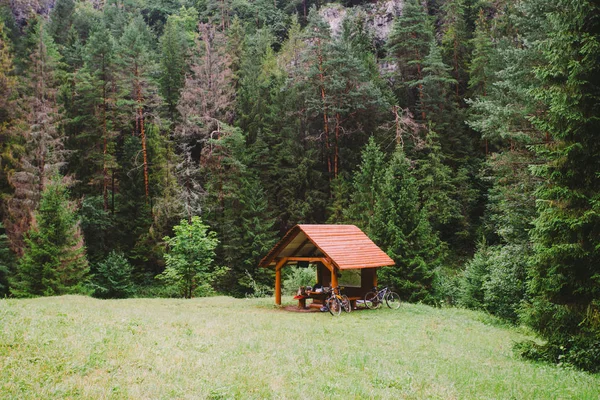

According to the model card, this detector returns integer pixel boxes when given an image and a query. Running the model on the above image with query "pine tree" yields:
[0,21,20,206]
[440,0,470,98]
[412,39,457,124]
[303,8,386,180]
[159,13,192,122]
[5,20,65,255]
[523,0,600,373]
[387,0,433,115]
[11,177,89,297]
[47,0,75,48]
[372,147,444,303]
[345,136,386,235]
[116,16,157,201]
[93,251,134,299]
[0,222,14,297]
[82,22,118,210]
[176,22,234,152]
[468,9,494,98]
[413,130,463,244]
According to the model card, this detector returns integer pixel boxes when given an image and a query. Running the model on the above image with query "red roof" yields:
[259,224,395,270]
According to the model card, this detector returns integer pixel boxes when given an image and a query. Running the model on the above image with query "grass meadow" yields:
[1,295,599,399]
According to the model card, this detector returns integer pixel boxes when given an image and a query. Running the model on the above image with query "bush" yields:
[93,251,135,299]
[433,266,462,306]
[460,244,528,323]
[156,217,218,298]
[459,245,491,310]
[482,244,527,322]
[283,266,317,295]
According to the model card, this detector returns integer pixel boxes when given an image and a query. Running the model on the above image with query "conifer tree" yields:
[116,16,157,200]
[372,147,444,303]
[0,222,14,297]
[11,177,89,297]
[48,0,75,48]
[412,39,457,124]
[0,21,19,205]
[345,137,386,236]
[83,22,117,210]
[159,11,195,122]
[5,20,65,255]
[387,0,432,116]
[523,0,600,372]
[468,9,494,98]
[440,0,470,98]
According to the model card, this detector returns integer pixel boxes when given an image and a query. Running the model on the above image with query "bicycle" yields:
[364,286,401,310]
[324,286,351,316]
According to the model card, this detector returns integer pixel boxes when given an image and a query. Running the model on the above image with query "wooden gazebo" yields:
[259,224,395,306]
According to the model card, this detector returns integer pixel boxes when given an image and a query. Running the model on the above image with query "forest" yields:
[0,0,598,372]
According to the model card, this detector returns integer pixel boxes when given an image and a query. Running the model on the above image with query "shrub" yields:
[93,251,134,299]
[156,217,218,298]
[482,244,527,323]
[283,266,317,295]
[460,243,528,323]
[459,244,491,310]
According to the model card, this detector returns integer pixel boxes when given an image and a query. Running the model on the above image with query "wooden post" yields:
[274,258,287,305]
[373,269,378,289]
[331,267,338,289]
[323,258,338,289]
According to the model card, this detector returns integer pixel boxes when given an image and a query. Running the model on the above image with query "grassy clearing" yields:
[0,296,598,399]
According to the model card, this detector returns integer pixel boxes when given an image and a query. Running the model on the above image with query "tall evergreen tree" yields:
[387,0,433,116]
[0,21,20,208]
[0,222,14,297]
[159,10,196,122]
[345,136,386,235]
[5,20,65,255]
[523,0,600,372]
[440,0,470,98]
[11,177,89,297]
[372,146,444,303]
[116,16,157,201]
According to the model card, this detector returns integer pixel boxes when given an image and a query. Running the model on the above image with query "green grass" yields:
[1,296,598,399]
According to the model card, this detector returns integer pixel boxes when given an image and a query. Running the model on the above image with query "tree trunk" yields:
[316,37,331,178]
[135,63,150,201]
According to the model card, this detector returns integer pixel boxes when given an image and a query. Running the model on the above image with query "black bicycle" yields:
[364,286,401,310]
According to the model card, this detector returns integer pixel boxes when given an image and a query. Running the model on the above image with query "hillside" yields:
[1,296,598,399]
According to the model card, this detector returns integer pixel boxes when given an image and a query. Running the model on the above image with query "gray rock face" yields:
[319,0,404,43]
[10,0,56,24]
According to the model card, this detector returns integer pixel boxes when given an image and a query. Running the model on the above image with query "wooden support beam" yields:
[286,257,328,263]
[322,258,338,288]
[274,257,287,306]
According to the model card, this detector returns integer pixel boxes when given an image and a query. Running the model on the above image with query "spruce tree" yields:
[523,0,600,372]
[93,251,134,299]
[5,20,65,255]
[387,0,432,114]
[345,136,386,236]
[440,0,470,98]
[0,21,19,206]
[12,177,89,297]
[0,222,14,297]
[159,13,191,122]
[372,147,444,303]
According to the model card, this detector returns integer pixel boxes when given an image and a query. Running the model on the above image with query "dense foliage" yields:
[0,0,598,371]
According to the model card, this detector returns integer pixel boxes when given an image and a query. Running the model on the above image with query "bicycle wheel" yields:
[327,298,342,316]
[385,291,401,309]
[364,291,381,310]
[341,295,351,313]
